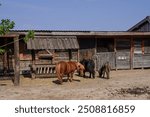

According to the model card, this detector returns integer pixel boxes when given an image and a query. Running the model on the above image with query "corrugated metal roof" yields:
[10,30,150,36]
[11,29,91,33]
[27,36,79,50]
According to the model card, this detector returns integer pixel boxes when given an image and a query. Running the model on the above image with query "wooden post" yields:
[14,36,20,86]
[77,49,79,62]
[114,38,117,71]
[130,38,134,70]
[142,39,144,69]
[31,50,36,79]
[94,37,97,71]
[95,37,97,54]
[31,50,35,64]
[3,38,8,75]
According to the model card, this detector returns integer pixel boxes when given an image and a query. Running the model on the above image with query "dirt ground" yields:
[0,69,150,100]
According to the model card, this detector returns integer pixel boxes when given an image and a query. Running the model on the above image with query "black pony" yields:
[80,59,95,78]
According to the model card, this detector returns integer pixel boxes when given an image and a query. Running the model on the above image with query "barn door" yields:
[143,39,150,68]
[116,39,131,69]
[133,39,143,68]
[96,38,115,70]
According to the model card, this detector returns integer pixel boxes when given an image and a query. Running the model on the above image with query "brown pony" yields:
[55,61,85,84]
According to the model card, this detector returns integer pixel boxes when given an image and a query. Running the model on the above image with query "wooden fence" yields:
[133,53,150,68]
[116,52,130,69]
[30,63,56,78]
[96,52,150,70]
[95,52,116,71]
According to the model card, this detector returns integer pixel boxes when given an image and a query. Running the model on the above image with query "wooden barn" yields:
[14,30,150,72]
[0,16,150,85]
[128,16,150,68]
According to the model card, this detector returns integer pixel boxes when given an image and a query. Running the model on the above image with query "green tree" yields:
[0,19,15,54]
[0,19,35,53]
[0,19,15,35]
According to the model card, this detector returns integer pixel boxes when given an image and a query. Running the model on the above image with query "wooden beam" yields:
[94,37,97,71]
[13,36,20,86]
[31,50,35,64]
[142,39,144,69]
[77,49,79,62]
[130,38,134,70]
[95,37,97,54]
[3,38,8,75]
[31,50,36,79]
[114,38,117,71]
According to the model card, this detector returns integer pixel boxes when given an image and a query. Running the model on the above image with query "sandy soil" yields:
[0,69,150,100]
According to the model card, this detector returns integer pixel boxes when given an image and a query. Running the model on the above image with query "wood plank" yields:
[30,63,56,78]
[96,52,116,70]
[130,38,134,69]
[116,52,130,69]
[13,36,20,86]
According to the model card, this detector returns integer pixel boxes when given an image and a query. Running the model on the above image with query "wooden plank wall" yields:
[133,39,150,68]
[79,48,95,60]
[95,52,116,71]
[72,51,78,61]
[96,52,131,70]
[0,55,4,75]
[55,51,78,62]
[133,39,143,68]
[116,52,130,69]
[143,54,150,67]
[116,39,131,69]
[133,54,143,68]
[143,39,150,67]
[0,54,14,76]
[134,22,150,31]
[55,51,69,61]
[20,60,32,74]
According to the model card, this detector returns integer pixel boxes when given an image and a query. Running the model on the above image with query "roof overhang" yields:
[0,33,20,38]
[27,36,79,50]
[12,30,150,37]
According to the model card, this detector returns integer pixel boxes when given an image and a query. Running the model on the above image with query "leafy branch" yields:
[0,19,34,53]
[0,19,15,54]
[0,48,5,54]
[23,30,35,43]
[0,19,15,35]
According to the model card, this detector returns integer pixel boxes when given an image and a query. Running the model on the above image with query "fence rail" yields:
[30,64,56,78]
